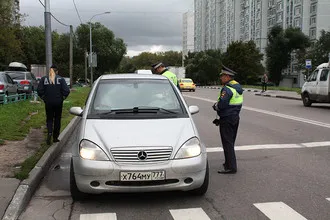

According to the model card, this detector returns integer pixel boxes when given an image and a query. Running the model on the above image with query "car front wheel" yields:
[302,93,312,107]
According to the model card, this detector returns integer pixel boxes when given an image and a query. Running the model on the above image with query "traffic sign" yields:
[305,59,312,69]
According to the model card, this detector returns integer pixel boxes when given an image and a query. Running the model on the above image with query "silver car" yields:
[0,72,18,102]
[69,74,209,200]
[6,71,38,94]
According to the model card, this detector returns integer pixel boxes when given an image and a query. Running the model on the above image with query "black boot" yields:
[53,133,59,143]
[47,133,52,145]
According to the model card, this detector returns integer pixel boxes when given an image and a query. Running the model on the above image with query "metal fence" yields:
[0,92,38,105]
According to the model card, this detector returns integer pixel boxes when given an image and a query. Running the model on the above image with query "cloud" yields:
[20,0,194,55]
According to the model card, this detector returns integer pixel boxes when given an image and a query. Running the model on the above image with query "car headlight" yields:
[79,140,109,161]
[175,137,202,159]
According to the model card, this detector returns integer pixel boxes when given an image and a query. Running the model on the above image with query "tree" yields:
[75,22,126,77]
[222,41,264,85]
[185,50,222,85]
[266,26,310,85]
[117,56,136,73]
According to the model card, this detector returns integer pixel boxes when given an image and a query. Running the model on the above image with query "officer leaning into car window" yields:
[37,64,70,145]
[151,62,181,91]
[212,65,244,174]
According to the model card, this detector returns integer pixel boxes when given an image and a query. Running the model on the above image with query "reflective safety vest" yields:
[162,71,178,86]
[227,86,243,105]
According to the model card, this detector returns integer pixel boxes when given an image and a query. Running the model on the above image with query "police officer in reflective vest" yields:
[37,65,70,145]
[212,65,243,174]
[151,62,180,90]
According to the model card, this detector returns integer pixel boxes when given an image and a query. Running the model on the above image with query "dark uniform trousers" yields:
[219,114,240,171]
[45,102,63,139]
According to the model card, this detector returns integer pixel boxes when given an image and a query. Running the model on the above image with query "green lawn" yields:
[242,85,301,94]
[0,87,90,141]
[0,87,90,180]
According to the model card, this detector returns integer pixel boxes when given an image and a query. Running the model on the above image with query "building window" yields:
[277,2,283,10]
[294,6,301,16]
[294,0,301,4]
[277,12,283,22]
[310,16,316,25]
[294,18,301,27]
[310,3,317,14]
[309,28,317,38]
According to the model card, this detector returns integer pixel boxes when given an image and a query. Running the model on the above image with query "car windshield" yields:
[89,79,185,118]
[7,72,25,80]
[182,79,193,83]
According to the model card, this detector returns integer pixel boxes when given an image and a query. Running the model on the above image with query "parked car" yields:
[69,74,209,200]
[301,62,330,107]
[6,71,38,94]
[64,77,71,86]
[0,72,18,102]
[178,78,196,92]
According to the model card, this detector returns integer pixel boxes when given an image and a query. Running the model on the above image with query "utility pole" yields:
[89,23,93,85]
[44,0,52,73]
[69,25,73,89]
[85,50,88,84]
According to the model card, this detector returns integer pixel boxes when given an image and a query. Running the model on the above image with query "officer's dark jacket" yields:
[37,75,70,105]
[217,80,243,118]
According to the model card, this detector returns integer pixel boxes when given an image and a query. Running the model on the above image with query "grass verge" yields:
[0,87,91,180]
[242,85,301,94]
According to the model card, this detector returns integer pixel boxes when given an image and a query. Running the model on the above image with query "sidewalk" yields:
[198,86,302,101]
[0,117,79,220]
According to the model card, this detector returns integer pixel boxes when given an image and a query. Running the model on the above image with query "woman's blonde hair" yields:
[49,68,56,84]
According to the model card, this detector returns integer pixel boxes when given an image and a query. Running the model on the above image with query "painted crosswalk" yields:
[79,199,330,220]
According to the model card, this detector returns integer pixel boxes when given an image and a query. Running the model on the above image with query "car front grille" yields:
[111,147,173,162]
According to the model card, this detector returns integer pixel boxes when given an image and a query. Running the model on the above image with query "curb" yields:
[255,93,301,101]
[197,86,301,101]
[2,116,80,220]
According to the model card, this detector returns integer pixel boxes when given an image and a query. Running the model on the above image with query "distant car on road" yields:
[64,77,70,86]
[69,74,209,200]
[301,62,330,107]
[6,71,38,94]
[0,72,18,102]
[179,78,196,92]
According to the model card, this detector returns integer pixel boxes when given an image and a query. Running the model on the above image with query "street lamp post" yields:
[89,12,110,85]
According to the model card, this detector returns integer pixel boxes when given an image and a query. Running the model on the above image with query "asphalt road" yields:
[19,88,330,220]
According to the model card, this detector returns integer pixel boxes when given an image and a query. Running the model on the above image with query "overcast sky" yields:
[20,0,194,56]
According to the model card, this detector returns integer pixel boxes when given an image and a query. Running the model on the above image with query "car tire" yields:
[70,159,87,201]
[192,89,195,92]
[190,161,209,196]
[302,93,312,107]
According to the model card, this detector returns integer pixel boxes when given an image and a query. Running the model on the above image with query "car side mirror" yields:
[189,105,199,115]
[70,107,83,117]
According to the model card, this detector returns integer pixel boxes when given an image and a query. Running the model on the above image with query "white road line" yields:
[326,198,330,202]
[170,208,211,220]
[205,141,330,152]
[80,213,117,220]
[183,95,330,129]
[254,202,307,220]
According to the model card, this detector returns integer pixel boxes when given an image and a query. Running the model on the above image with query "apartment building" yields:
[183,11,195,59]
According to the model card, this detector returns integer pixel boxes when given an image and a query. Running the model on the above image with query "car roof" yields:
[100,74,167,80]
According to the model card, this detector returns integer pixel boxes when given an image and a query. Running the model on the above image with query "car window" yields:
[320,69,329,81]
[7,72,25,80]
[308,70,318,82]
[26,73,33,80]
[182,79,193,83]
[5,74,14,84]
[90,79,184,116]
[0,74,6,83]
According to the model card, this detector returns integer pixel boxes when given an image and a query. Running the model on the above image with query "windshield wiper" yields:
[98,107,178,115]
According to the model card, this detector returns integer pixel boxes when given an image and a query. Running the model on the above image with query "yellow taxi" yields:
[179,78,196,92]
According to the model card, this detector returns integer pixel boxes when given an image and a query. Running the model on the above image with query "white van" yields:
[135,69,153,74]
[301,62,330,106]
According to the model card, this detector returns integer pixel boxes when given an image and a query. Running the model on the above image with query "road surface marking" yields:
[254,202,307,220]
[183,95,330,129]
[326,198,330,202]
[205,141,330,152]
[80,213,117,220]
[169,208,211,220]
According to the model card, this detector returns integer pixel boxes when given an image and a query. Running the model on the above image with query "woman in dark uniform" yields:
[37,65,70,145]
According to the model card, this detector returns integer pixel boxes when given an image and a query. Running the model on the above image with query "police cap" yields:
[151,62,164,69]
[220,65,237,76]
[50,64,58,70]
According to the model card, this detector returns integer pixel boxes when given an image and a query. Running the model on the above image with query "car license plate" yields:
[120,171,165,181]
[24,86,29,90]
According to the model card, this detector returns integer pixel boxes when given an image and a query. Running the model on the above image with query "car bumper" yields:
[72,153,207,194]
